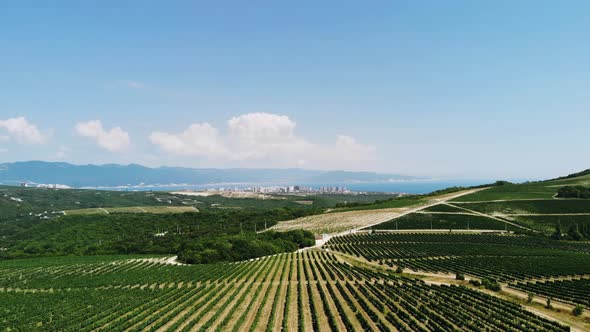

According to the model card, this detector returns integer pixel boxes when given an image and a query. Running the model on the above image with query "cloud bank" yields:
[150,112,376,170]
[75,120,131,152]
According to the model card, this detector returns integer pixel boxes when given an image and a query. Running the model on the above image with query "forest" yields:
[1,208,317,262]
[557,185,590,199]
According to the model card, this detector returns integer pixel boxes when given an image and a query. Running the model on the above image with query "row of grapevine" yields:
[511,278,590,307]
[0,251,571,331]
[326,233,590,282]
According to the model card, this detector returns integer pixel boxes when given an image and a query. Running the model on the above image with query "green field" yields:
[511,215,590,233]
[452,200,590,214]
[368,212,517,231]
[327,233,590,282]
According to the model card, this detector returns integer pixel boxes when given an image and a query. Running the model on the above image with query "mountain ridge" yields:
[0,161,417,188]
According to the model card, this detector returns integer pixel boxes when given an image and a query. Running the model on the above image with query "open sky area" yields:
[1,1,589,179]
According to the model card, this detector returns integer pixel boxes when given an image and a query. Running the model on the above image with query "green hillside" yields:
[435,171,590,238]
[451,171,590,202]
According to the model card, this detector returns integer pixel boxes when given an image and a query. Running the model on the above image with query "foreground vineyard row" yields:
[0,252,570,331]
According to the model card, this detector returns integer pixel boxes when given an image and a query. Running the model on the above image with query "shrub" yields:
[469,280,481,287]
[573,305,584,316]
[395,266,404,273]
[455,272,465,281]
[546,297,553,309]
[557,185,590,199]
[481,278,502,292]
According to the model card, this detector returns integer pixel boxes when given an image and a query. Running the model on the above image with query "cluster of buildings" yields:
[204,185,351,194]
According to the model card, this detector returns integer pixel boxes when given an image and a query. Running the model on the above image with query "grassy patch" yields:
[511,215,590,233]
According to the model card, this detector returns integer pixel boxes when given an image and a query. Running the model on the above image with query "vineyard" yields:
[0,252,571,331]
[325,233,590,282]
[367,212,517,231]
[511,278,590,307]
[510,215,590,233]
[451,200,590,215]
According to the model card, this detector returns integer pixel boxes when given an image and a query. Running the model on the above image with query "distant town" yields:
[226,185,351,194]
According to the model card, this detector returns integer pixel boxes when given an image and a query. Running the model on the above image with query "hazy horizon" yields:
[2,1,589,179]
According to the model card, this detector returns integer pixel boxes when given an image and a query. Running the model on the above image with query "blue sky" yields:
[1,1,589,179]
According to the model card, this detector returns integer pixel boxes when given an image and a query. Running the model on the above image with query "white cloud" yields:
[0,135,10,142]
[227,113,313,161]
[150,112,376,170]
[150,123,227,157]
[75,120,131,152]
[0,117,46,144]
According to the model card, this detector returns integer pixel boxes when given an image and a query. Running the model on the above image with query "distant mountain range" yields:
[0,161,418,188]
